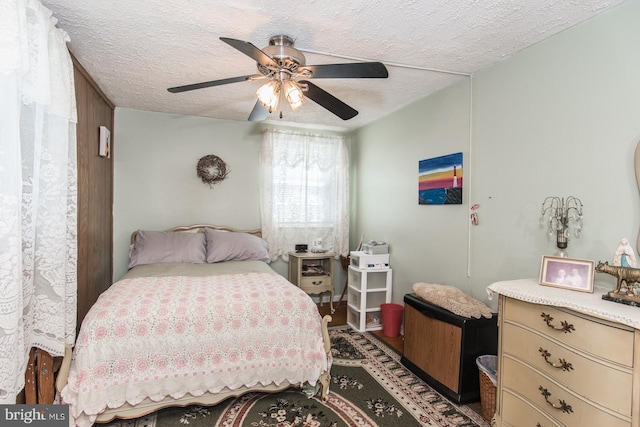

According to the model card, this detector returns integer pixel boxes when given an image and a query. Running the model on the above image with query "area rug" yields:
[103,325,489,427]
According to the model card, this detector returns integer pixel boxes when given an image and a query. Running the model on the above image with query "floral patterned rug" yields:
[104,325,489,427]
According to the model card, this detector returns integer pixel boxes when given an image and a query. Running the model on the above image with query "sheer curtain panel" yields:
[0,0,77,403]
[260,129,349,262]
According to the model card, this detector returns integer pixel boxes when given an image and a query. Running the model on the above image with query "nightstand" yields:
[288,251,335,314]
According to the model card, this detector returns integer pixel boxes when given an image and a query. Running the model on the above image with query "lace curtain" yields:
[0,0,77,403]
[259,129,349,261]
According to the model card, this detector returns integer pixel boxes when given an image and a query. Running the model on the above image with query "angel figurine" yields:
[613,238,637,268]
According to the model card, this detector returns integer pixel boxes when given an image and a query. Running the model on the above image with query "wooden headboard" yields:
[130,224,262,244]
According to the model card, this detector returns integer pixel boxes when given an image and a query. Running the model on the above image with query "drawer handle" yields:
[312,280,324,285]
[538,386,574,414]
[538,348,574,372]
[540,312,575,333]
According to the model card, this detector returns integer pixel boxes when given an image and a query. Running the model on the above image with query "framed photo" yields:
[539,256,595,293]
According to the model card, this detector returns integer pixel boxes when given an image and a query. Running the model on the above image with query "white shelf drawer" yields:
[348,266,391,291]
[346,266,391,332]
[347,286,389,310]
[347,307,382,332]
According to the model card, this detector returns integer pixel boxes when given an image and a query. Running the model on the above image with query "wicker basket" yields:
[476,355,497,423]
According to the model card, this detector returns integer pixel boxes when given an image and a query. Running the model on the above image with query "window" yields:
[259,129,349,261]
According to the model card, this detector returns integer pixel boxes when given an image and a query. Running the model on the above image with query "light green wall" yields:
[113,1,640,308]
[113,111,266,280]
[112,110,348,285]
[352,0,640,307]
[350,79,473,298]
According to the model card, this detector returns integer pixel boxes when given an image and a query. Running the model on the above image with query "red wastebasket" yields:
[380,303,403,337]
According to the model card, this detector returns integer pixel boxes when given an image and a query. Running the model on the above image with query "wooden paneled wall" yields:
[72,54,114,331]
[22,55,114,404]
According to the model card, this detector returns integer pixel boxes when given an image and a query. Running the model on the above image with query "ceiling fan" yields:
[167,35,389,121]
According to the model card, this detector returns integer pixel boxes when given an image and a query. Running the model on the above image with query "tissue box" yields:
[362,243,389,254]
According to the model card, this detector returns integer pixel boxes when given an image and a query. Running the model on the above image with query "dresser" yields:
[488,279,640,427]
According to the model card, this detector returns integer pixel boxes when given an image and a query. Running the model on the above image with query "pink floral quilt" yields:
[61,272,330,427]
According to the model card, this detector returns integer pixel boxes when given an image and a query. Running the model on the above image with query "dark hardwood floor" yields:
[317,301,404,354]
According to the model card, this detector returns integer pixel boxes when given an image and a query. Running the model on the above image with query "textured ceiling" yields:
[40,0,626,132]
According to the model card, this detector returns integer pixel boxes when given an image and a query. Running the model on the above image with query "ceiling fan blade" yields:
[299,62,388,79]
[167,75,262,93]
[248,101,269,122]
[300,80,358,120]
[219,37,279,68]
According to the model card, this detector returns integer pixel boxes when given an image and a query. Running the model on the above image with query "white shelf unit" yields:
[346,265,392,332]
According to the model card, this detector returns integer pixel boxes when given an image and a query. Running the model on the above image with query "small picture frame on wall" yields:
[539,256,595,293]
[99,125,111,158]
[418,152,463,205]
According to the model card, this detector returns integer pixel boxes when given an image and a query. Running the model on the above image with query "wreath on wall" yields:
[196,154,229,187]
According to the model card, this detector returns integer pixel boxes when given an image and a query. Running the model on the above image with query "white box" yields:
[362,243,389,254]
[350,251,390,269]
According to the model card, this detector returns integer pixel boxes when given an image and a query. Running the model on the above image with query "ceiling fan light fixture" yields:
[284,81,305,110]
[256,80,281,112]
[167,36,389,121]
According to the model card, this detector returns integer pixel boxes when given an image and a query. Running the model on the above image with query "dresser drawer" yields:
[502,356,631,427]
[502,322,632,416]
[502,389,561,427]
[299,275,332,293]
[503,298,634,366]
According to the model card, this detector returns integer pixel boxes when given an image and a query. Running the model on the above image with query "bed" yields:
[57,224,332,427]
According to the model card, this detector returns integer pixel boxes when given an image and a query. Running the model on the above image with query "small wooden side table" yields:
[288,251,335,314]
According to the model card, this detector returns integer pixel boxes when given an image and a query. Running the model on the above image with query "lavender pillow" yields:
[205,228,270,263]
[128,230,207,269]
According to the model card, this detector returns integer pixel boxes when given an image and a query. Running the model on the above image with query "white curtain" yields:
[0,0,77,403]
[260,129,349,261]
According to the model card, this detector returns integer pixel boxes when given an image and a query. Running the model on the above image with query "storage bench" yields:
[400,293,498,403]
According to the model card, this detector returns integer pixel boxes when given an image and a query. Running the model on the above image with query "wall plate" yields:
[99,125,111,158]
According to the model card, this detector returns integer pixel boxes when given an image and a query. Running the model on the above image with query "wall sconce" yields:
[540,196,584,257]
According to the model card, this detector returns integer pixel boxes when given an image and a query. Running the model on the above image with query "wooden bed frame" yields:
[57,224,333,423]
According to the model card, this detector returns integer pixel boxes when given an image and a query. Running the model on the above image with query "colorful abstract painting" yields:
[418,152,463,205]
